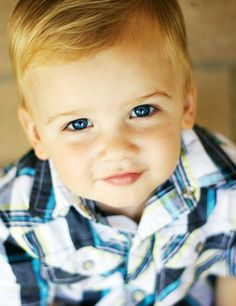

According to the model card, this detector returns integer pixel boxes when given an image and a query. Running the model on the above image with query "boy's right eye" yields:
[65,118,93,131]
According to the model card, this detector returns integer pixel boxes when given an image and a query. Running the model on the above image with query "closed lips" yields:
[102,172,142,186]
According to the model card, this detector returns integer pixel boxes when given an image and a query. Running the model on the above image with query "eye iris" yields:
[134,105,151,117]
[72,119,88,130]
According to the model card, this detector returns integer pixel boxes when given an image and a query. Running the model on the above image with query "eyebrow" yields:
[46,90,170,125]
[136,90,171,101]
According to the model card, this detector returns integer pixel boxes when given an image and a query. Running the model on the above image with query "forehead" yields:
[22,23,183,112]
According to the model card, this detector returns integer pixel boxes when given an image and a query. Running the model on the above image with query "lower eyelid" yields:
[64,126,92,133]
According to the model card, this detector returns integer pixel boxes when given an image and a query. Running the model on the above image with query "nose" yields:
[95,128,139,162]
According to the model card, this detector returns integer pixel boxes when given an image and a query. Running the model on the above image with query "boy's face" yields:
[20,27,196,218]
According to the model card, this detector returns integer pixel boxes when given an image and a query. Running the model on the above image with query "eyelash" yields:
[64,104,158,132]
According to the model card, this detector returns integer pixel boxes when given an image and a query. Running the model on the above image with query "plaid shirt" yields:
[0,126,236,306]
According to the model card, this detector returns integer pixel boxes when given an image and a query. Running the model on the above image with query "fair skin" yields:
[18,21,236,302]
[19,28,196,222]
[216,277,236,306]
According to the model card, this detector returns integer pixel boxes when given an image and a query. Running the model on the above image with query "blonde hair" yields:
[8,0,193,107]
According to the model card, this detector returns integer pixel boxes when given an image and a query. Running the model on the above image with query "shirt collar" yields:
[135,127,236,242]
[135,140,200,243]
[181,128,226,188]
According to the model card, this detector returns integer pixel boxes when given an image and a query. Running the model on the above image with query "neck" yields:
[96,201,146,224]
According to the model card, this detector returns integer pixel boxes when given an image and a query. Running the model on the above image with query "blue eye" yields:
[130,104,156,118]
[66,118,92,131]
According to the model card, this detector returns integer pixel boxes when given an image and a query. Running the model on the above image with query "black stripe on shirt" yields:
[4,235,41,304]
[66,206,95,249]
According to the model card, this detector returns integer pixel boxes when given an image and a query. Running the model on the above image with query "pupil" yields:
[135,105,150,117]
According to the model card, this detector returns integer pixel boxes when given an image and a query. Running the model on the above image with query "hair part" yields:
[8,0,193,107]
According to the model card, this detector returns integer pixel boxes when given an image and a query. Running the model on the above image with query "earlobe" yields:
[18,108,48,160]
[181,84,197,130]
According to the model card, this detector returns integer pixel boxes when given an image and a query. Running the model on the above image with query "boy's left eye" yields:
[130,104,156,118]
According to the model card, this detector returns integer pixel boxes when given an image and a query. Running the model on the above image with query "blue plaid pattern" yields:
[0,126,236,306]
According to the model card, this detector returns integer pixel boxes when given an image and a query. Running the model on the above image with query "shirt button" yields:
[195,242,204,253]
[78,203,89,214]
[78,203,93,219]
[132,289,145,303]
[82,259,95,271]
[183,185,195,199]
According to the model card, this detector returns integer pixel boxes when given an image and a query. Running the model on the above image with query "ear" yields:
[181,83,197,130]
[18,108,48,160]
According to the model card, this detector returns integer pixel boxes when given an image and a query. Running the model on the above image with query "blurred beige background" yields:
[0,0,236,167]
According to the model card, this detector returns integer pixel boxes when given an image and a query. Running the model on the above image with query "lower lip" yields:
[103,172,142,186]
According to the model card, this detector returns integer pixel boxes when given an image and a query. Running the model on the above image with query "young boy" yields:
[1,0,236,305]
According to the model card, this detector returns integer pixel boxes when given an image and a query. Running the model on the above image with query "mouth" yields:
[102,172,143,186]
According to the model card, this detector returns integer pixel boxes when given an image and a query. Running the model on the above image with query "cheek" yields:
[141,123,181,167]
[141,118,181,146]
[45,134,92,159]
[48,142,93,179]
[50,150,93,197]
